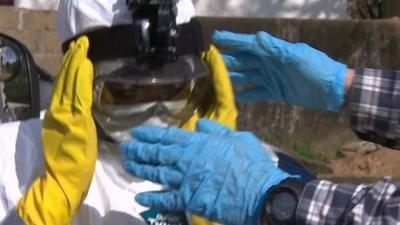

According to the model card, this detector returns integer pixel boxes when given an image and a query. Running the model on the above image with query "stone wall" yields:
[193,0,348,19]
[1,7,399,159]
[0,6,61,75]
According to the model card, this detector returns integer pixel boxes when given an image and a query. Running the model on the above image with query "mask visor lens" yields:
[97,79,194,106]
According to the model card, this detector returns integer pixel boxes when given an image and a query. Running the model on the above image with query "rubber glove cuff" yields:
[324,62,347,112]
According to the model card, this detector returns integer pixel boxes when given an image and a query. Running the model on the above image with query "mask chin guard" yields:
[127,0,179,65]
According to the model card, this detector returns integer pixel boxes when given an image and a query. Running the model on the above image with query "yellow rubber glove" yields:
[16,36,97,225]
[181,45,238,131]
[181,45,238,225]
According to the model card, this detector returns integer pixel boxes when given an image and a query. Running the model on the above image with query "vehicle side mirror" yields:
[0,33,41,122]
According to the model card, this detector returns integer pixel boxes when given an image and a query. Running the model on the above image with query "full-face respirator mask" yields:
[62,0,211,142]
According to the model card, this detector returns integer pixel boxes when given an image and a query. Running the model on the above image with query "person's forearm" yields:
[344,68,355,95]
[295,178,400,225]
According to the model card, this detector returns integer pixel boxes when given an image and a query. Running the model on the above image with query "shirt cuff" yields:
[295,180,359,225]
[349,68,400,150]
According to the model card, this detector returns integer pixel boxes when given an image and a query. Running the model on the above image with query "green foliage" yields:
[290,141,330,162]
[263,135,330,162]
[348,0,384,19]
[366,0,384,18]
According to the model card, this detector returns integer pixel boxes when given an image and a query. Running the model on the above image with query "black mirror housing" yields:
[0,33,40,122]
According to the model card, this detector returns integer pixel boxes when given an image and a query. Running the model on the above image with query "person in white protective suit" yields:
[0,0,314,225]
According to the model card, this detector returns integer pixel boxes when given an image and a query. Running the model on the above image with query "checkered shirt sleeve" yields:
[350,68,400,149]
[296,178,400,225]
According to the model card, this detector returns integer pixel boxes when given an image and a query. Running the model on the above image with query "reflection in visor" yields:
[0,45,20,81]
[100,80,194,105]
[92,75,212,138]
[0,102,30,123]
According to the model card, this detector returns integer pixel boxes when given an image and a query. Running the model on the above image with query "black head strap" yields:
[62,19,205,62]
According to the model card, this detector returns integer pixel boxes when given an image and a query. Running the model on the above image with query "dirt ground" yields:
[327,146,400,179]
[289,142,400,181]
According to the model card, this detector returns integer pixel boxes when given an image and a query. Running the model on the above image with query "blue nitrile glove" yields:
[212,30,348,112]
[120,119,296,225]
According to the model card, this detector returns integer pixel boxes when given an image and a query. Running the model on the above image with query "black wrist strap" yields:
[262,179,306,225]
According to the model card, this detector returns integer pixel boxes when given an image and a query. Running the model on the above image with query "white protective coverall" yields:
[0,118,281,225]
[0,118,161,225]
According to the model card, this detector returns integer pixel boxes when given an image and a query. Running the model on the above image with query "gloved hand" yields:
[212,30,348,112]
[17,36,97,225]
[120,119,295,225]
[180,45,238,225]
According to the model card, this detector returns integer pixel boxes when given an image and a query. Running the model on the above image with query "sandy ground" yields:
[328,147,400,179]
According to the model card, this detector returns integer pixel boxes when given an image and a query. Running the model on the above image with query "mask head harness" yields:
[62,0,205,67]
[127,0,178,64]
[61,1,209,142]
